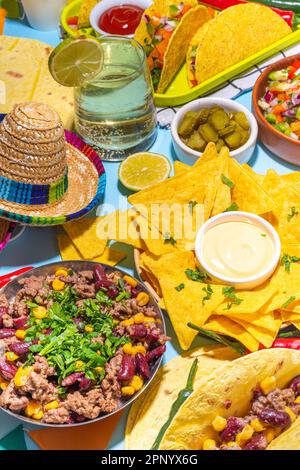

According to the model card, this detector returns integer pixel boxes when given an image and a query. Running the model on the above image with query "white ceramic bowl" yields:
[90,0,152,37]
[171,97,258,165]
[195,211,281,290]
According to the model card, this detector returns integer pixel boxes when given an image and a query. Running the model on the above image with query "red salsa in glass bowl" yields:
[98,4,144,35]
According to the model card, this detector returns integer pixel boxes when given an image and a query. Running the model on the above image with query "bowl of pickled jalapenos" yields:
[171,98,258,165]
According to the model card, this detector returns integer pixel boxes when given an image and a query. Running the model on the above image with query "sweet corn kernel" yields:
[25,401,42,418]
[285,406,296,422]
[295,396,300,404]
[0,376,8,390]
[95,367,103,374]
[265,428,276,444]
[202,439,217,450]
[32,410,44,420]
[14,366,32,387]
[33,306,47,319]
[130,375,144,392]
[212,416,227,432]
[84,325,94,333]
[55,268,69,277]
[122,343,133,355]
[226,441,238,448]
[45,400,59,411]
[121,318,135,326]
[136,292,149,307]
[113,319,119,326]
[236,424,254,447]
[15,329,26,340]
[52,279,65,291]
[260,376,276,395]
[5,352,18,362]
[76,360,84,368]
[132,345,146,355]
[133,313,145,324]
[142,316,155,323]
[121,386,135,396]
[123,275,137,288]
[250,418,265,432]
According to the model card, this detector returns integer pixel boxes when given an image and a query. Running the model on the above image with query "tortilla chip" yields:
[195,4,290,83]
[282,172,300,184]
[274,186,300,244]
[242,164,264,185]
[229,314,282,348]
[215,284,277,315]
[57,233,126,266]
[263,264,300,313]
[63,217,108,259]
[204,315,259,352]
[211,147,231,216]
[77,0,98,28]
[96,210,146,250]
[193,142,219,167]
[229,158,275,214]
[174,161,189,176]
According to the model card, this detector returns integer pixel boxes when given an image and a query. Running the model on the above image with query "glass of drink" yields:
[74,36,157,161]
[21,0,66,31]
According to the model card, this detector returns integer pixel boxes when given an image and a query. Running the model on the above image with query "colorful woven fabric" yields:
[0,172,68,205]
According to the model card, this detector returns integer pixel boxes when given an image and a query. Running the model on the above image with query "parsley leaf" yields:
[202,285,213,305]
[287,206,299,222]
[185,268,209,282]
[281,254,300,273]
[175,283,185,292]
[224,202,239,212]
[222,286,243,310]
[281,296,296,309]
[163,233,177,246]
[188,200,197,214]
[221,174,235,188]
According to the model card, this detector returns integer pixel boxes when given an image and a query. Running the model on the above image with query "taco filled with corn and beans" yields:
[134,0,213,93]
[158,349,300,450]
[0,264,168,425]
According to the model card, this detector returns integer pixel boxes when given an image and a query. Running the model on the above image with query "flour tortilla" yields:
[0,36,74,129]
[125,346,238,450]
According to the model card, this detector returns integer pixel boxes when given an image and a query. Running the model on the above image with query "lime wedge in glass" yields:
[118,152,171,192]
[48,38,103,87]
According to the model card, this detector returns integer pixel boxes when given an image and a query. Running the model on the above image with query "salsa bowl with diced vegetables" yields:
[253,53,300,165]
[0,261,167,427]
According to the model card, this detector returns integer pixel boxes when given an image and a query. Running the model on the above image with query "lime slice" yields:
[119,152,171,192]
[48,38,103,87]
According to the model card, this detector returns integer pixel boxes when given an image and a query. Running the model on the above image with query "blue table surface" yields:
[1,17,299,451]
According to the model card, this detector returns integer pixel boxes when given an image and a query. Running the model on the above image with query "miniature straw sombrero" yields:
[0,102,106,225]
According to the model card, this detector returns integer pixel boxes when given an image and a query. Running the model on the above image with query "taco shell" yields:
[125,346,238,450]
[193,4,291,85]
[159,349,300,450]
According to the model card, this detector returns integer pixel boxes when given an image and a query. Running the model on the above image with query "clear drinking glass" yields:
[21,0,66,31]
[74,36,157,161]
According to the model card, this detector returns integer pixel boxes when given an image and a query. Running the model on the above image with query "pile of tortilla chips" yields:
[60,142,300,353]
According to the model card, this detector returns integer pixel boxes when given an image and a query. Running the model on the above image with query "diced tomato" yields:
[181,5,191,15]
[292,60,300,70]
[277,93,288,101]
[160,29,172,39]
[272,104,286,115]
[155,39,168,57]
[147,56,154,70]
[276,114,284,123]
[67,16,78,26]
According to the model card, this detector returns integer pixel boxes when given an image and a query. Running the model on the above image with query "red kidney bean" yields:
[79,377,91,391]
[106,287,119,299]
[146,329,161,345]
[131,288,138,298]
[0,361,17,380]
[289,376,300,396]
[9,341,32,356]
[146,344,166,364]
[117,354,136,382]
[61,372,85,387]
[73,414,86,423]
[220,417,244,442]
[44,328,52,336]
[0,328,16,339]
[95,279,116,290]
[94,265,107,282]
[135,353,150,379]
[129,324,147,340]
[244,433,268,450]
[252,387,264,400]
[257,408,291,428]
[13,316,28,329]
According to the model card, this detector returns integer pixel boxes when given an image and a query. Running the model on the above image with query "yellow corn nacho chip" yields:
[174,161,189,176]
[63,217,108,259]
[96,210,146,250]
[204,315,259,352]
[229,158,274,214]
[57,233,126,266]
[211,147,231,216]
[232,315,281,348]
[215,284,277,314]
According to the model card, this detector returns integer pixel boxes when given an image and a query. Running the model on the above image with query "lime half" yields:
[119,152,171,192]
[48,38,103,87]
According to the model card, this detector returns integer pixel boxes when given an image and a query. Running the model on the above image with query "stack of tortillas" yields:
[0,36,74,130]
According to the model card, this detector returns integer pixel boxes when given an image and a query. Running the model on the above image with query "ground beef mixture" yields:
[203,375,300,450]
[0,265,168,424]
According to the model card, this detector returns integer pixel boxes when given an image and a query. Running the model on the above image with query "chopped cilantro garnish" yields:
[222,286,243,310]
[175,283,185,292]
[281,254,300,273]
[202,285,213,305]
[163,233,177,246]
[281,296,296,309]
[185,268,209,282]
[224,202,239,212]
[287,206,299,222]
[221,174,234,188]
[261,233,266,237]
